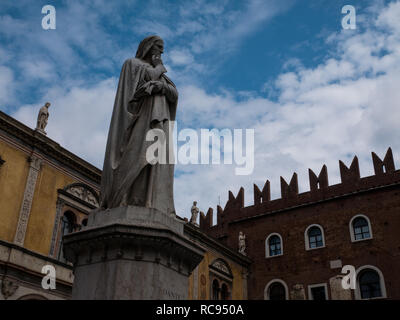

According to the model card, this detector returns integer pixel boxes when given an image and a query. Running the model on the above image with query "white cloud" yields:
[173,1,400,220]
[18,60,55,81]
[130,0,294,85]
[0,66,14,105]
[5,1,400,223]
[187,0,294,55]
[12,78,117,168]
[170,49,194,66]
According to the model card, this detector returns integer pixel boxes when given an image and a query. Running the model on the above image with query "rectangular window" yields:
[309,285,328,300]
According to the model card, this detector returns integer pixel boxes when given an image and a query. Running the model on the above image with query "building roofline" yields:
[228,180,400,225]
[0,110,101,184]
[0,239,73,270]
[184,222,252,267]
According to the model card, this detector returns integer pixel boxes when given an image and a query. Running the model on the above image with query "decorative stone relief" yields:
[200,274,206,286]
[329,275,352,300]
[290,283,306,300]
[330,259,343,269]
[199,274,207,299]
[66,185,99,207]
[14,156,42,246]
[1,278,19,300]
[212,260,231,275]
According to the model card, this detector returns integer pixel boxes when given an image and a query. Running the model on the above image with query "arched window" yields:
[359,270,381,299]
[57,211,76,261]
[209,259,232,300]
[353,217,370,240]
[356,266,386,300]
[82,218,88,227]
[268,283,286,300]
[305,224,325,250]
[61,212,75,235]
[265,233,283,258]
[212,279,220,300]
[50,183,99,258]
[269,235,281,256]
[349,215,373,242]
[308,227,323,248]
[264,279,288,300]
[220,283,230,300]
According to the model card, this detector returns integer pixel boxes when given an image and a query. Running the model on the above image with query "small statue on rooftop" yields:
[36,102,51,134]
[238,231,246,255]
[190,201,199,225]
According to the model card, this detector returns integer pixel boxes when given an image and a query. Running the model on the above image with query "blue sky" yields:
[1,0,400,220]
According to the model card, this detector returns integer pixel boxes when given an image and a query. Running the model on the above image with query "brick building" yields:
[200,148,400,300]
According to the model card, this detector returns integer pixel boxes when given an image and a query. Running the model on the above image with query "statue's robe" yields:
[100,58,178,214]
[37,107,49,130]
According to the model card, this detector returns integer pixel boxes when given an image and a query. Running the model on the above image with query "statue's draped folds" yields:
[100,46,178,214]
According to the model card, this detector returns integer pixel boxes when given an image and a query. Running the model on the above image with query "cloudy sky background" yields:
[1,0,399,221]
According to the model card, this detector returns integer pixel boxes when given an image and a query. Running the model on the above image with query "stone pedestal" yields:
[63,206,205,300]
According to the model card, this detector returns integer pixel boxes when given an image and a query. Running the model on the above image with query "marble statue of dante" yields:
[36,102,50,131]
[100,35,178,214]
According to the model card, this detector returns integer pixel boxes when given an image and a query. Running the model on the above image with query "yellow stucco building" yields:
[185,223,250,300]
[0,110,250,300]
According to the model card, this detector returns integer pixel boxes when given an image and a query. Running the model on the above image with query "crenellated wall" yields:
[200,147,400,299]
[200,147,400,236]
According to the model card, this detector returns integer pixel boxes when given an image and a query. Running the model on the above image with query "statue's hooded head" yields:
[135,35,163,59]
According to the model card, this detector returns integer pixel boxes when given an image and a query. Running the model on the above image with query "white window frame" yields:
[355,265,387,300]
[264,279,289,300]
[265,233,283,258]
[304,224,325,251]
[349,214,373,243]
[308,283,329,300]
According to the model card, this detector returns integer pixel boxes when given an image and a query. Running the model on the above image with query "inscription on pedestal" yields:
[158,287,184,300]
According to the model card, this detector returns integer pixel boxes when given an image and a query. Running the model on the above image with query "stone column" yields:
[193,265,199,300]
[14,156,42,246]
[242,270,249,299]
[49,198,65,258]
[63,206,205,300]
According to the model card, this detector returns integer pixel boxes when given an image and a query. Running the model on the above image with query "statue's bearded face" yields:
[150,40,164,57]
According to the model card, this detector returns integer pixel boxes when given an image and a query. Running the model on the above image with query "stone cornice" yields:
[63,222,206,278]
[0,239,72,270]
[0,111,101,184]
